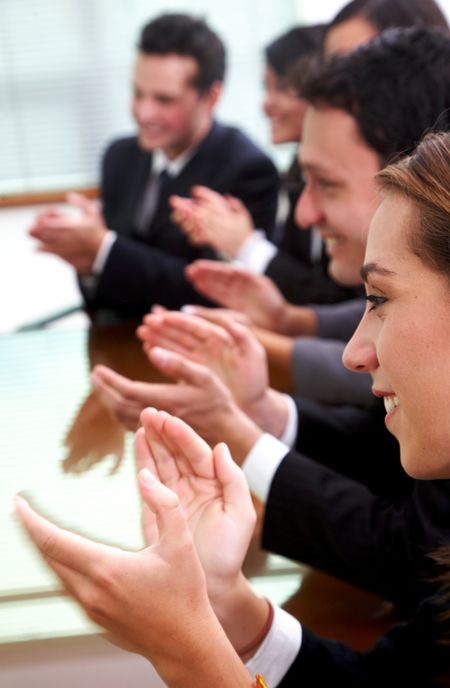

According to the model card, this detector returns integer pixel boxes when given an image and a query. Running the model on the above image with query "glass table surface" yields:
[0,324,304,645]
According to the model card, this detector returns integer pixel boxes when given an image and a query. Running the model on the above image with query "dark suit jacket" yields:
[81,121,279,321]
[265,156,361,305]
[262,398,450,615]
[280,593,450,686]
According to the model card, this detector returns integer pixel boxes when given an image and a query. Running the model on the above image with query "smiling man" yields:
[29,13,278,324]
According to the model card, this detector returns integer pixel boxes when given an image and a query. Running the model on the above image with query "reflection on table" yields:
[0,322,397,652]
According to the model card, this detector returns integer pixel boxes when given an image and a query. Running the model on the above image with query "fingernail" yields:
[181,305,195,314]
[151,347,170,364]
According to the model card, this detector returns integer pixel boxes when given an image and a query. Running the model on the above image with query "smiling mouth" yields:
[384,395,400,414]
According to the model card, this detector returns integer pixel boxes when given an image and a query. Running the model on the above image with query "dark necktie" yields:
[135,168,172,235]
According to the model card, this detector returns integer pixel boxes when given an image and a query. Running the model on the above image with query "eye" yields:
[365,294,388,312]
[317,179,334,189]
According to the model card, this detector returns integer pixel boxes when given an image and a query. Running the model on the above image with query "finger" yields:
[134,426,158,477]
[143,312,231,349]
[140,408,182,484]
[66,191,99,218]
[91,366,137,399]
[14,496,102,573]
[137,469,192,547]
[43,555,89,602]
[227,196,247,214]
[213,443,254,515]
[160,414,215,479]
[191,185,226,207]
[147,347,214,388]
[134,427,160,546]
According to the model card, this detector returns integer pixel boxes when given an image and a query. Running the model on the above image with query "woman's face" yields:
[262,65,307,144]
[323,16,379,55]
[343,193,450,479]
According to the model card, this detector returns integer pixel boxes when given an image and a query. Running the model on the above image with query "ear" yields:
[203,81,223,112]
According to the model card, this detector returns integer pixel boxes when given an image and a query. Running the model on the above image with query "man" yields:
[29,13,278,324]
[170,24,360,307]
[91,27,450,617]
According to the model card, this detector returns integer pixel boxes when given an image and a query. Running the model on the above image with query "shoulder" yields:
[207,120,274,165]
[103,135,146,165]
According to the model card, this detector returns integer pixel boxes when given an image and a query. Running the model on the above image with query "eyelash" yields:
[365,294,388,312]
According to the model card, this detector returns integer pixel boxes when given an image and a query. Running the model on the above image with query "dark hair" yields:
[300,27,450,165]
[328,0,449,34]
[265,24,325,78]
[137,13,226,93]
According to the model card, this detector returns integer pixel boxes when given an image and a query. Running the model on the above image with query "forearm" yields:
[209,573,270,662]
[280,304,318,337]
[212,406,264,465]
[249,329,294,393]
[154,605,255,688]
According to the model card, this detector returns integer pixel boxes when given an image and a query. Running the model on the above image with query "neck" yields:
[163,115,213,161]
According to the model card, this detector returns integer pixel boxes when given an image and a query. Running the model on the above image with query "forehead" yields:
[364,194,418,272]
[365,192,450,302]
[300,105,380,178]
[134,53,199,93]
[324,16,379,56]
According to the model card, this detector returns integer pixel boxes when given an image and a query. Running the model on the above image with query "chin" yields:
[400,449,450,481]
[328,260,361,288]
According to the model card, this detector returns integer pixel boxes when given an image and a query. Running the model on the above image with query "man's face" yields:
[296,106,381,285]
[131,53,216,159]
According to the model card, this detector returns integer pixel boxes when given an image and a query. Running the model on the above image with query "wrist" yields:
[213,405,263,465]
[209,572,272,662]
[282,304,318,336]
[156,602,254,688]
[244,388,289,439]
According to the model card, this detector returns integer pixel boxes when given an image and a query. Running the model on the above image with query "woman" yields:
[14,132,450,686]
[323,0,449,55]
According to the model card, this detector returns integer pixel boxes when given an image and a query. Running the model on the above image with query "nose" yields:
[342,316,379,373]
[263,91,275,118]
[294,184,324,229]
[134,97,157,123]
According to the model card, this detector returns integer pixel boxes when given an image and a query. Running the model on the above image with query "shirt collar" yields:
[151,148,195,177]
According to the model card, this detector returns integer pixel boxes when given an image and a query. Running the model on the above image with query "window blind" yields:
[0,0,298,195]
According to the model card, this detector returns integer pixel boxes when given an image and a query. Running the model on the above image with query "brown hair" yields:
[377,132,450,652]
[376,131,450,280]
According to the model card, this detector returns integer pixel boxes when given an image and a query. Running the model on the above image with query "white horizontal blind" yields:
[0,0,297,195]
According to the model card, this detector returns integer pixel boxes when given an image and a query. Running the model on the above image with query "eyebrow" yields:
[301,161,336,177]
[360,262,397,283]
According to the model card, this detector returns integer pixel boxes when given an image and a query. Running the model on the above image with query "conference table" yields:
[0,319,398,685]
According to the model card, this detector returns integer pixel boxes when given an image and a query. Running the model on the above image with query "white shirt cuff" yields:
[92,230,117,275]
[235,231,278,274]
[279,394,298,449]
[246,605,302,687]
[242,433,289,503]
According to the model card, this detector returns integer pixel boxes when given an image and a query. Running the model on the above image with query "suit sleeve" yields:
[291,338,374,407]
[265,249,360,305]
[262,399,450,613]
[223,143,280,239]
[278,595,448,686]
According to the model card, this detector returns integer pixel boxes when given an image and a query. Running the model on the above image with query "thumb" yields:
[213,443,255,518]
[227,196,248,215]
[148,346,212,387]
[66,191,100,218]
[138,468,190,546]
